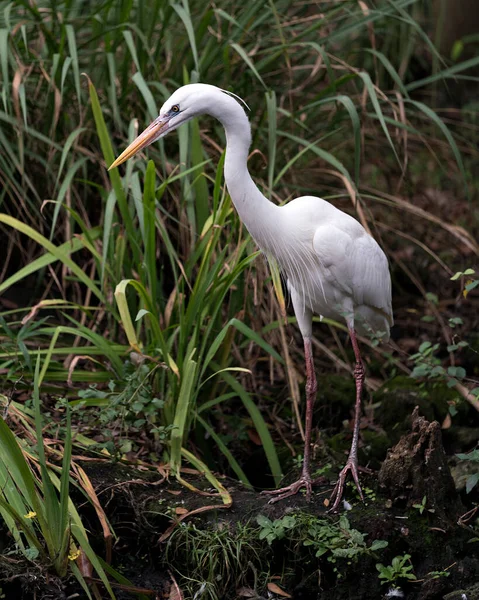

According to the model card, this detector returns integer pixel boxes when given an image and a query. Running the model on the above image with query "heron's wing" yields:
[349,234,393,324]
[312,224,393,324]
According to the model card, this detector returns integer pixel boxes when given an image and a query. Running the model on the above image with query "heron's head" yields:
[109,83,245,170]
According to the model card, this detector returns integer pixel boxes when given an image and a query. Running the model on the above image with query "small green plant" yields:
[410,341,444,380]
[376,554,417,586]
[303,515,388,567]
[426,569,450,580]
[77,361,166,430]
[412,495,435,515]
[346,480,377,503]
[456,449,479,493]
[312,463,333,478]
[450,268,479,297]
[257,514,296,545]
[410,339,469,388]
[409,267,478,391]
[292,454,304,470]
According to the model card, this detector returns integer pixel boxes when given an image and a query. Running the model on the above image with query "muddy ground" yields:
[1,405,479,600]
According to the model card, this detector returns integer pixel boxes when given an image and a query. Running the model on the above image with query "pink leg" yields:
[262,337,321,503]
[329,327,366,512]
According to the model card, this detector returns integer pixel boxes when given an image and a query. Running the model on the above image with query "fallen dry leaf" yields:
[247,429,262,445]
[267,582,292,598]
[169,571,184,600]
[175,507,188,515]
[159,502,232,542]
[441,413,452,429]
[236,586,257,598]
[77,549,93,578]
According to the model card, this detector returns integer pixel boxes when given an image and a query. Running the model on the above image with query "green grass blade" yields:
[66,25,81,107]
[0,496,44,555]
[265,90,277,195]
[170,350,197,475]
[363,49,409,96]
[180,447,232,505]
[0,418,46,538]
[406,54,479,92]
[358,71,400,166]
[132,71,158,120]
[69,562,94,600]
[196,414,252,487]
[0,227,101,294]
[277,130,353,183]
[38,323,124,377]
[54,127,86,190]
[216,367,282,486]
[142,160,158,301]
[171,2,199,74]
[88,79,141,267]
[59,407,72,545]
[0,214,105,302]
[232,319,284,363]
[71,524,116,599]
[33,356,62,563]
[405,99,469,200]
[123,30,140,71]
[230,43,267,90]
[190,118,209,232]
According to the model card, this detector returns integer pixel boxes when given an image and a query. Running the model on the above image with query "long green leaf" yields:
[196,414,251,487]
[216,368,282,486]
[0,227,101,294]
[88,79,141,267]
[0,214,104,302]
[170,350,197,474]
[405,99,469,200]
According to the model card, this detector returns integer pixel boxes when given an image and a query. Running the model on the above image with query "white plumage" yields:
[110,83,393,511]
[268,196,393,339]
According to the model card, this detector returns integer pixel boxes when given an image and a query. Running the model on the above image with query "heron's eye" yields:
[171,104,180,113]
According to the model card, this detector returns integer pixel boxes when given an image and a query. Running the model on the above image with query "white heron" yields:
[109,83,393,511]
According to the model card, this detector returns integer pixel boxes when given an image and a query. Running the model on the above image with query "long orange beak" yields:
[108,116,169,170]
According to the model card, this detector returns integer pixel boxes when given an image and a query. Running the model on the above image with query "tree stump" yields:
[378,406,462,521]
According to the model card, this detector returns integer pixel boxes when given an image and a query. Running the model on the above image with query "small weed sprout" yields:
[312,463,333,478]
[412,496,435,515]
[346,480,376,503]
[376,554,417,586]
[256,515,296,545]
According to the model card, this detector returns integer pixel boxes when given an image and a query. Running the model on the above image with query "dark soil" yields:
[2,407,479,600]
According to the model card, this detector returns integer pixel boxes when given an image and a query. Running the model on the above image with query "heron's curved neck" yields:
[214,101,280,252]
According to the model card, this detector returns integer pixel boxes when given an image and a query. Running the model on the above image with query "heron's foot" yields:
[262,475,319,504]
[329,457,366,513]
[262,474,327,504]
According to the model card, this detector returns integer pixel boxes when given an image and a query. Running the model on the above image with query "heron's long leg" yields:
[329,327,366,512]
[262,336,321,503]
[302,336,316,485]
